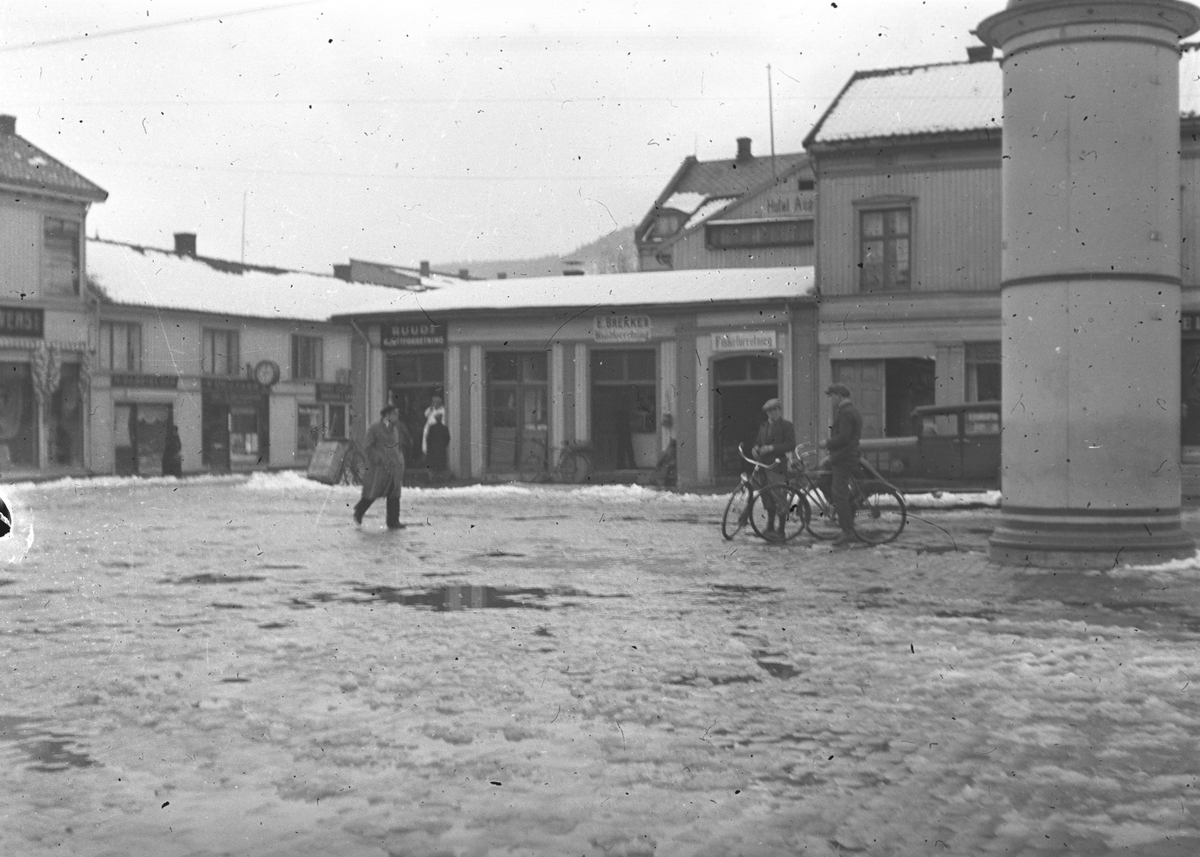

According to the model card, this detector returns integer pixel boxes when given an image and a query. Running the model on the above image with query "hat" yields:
[825,384,851,397]
[762,398,782,412]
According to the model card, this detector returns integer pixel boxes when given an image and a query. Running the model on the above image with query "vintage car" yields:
[909,400,1001,482]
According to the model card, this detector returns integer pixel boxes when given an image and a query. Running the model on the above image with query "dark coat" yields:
[826,401,863,465]
[360,418,407,500]
[425,421,450,471]
[755,418,796,467]
[162,429,183,477]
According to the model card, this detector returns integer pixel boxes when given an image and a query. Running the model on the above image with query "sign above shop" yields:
[111,373,179,389]
[201,376,267,404]
[382,320,446,349]
[316,382,352,402]
[594,314,651,343]
[712,330,777,352]
[0,306,43,338]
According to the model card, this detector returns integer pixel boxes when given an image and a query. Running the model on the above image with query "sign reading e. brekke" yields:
[381,320,446,349]
[0,306,44,337]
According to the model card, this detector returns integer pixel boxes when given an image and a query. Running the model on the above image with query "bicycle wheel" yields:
[557,451,585,483]
[339,448,365,486]
[800,485,840,540]
[749,485,810,542]
[721,484,752,541]
[518,449,546,483]
[851,481,907,545]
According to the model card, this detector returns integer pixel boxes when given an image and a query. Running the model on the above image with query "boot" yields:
[386,495,404,529]
[353,497,371,525]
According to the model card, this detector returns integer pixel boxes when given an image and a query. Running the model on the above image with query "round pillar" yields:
[977,0,1200,567]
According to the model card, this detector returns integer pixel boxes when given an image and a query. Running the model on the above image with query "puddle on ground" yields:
[0,714,98,773]
[167,573,266,585]
[707,584,787,596]
[290,584,615,612]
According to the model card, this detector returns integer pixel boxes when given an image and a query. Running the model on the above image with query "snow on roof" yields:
[660,191,707,213]
[87,239,458,323]
[812,61,1002,144]
[88,238,814,323]
[684,196,739,230]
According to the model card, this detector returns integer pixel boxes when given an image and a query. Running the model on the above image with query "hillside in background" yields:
[437,225,637,279]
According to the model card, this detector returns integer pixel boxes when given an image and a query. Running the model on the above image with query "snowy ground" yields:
[3,474,1200,856]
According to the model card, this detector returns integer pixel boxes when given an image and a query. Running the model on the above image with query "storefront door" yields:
[591,349,657,472]
[713,355,778,476]
[114,403,173,476]
[485,352,547,471]
[386,351,444,464]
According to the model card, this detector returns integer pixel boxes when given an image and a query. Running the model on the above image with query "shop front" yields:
[201,377,270,472]
[295,382,352,466]
[382,320,446,465]
[110,373,179,476]
[590,316,658,472]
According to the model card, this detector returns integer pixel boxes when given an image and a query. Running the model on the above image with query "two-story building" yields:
[0,114,108,479]
[85,234,379,476]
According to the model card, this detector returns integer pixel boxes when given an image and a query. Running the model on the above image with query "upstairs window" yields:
[99,321,142,372]
[706,219,814,250]
[202,328,240,376]
[43,217,81,295]
[291,335,323,381]
[860,207,911,292]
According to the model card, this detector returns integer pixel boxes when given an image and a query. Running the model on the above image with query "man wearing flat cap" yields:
[752,397,796,540]
[819,384,862,546]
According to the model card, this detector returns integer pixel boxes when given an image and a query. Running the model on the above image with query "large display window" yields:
[591,349,656,470]
[485,351,547,470]
[386,351,444,463]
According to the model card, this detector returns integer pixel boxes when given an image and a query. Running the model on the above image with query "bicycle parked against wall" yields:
[337,439,366,486]
[721,444,810,542]
[791,442,907,544]
[518,437,594,484]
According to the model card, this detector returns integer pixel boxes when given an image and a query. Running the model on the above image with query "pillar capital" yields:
[977,0,1200,51]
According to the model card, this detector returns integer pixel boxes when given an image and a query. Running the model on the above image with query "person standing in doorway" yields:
[354,405,409,529]
[818,384,863,546]
[422,394,445,462]
[752,398,796,540]
[425,412,450,483]
[162,425,183,478]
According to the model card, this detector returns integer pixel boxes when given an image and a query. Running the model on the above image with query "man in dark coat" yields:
[162,425,183,478]
[752,398,796,540]
[353,405,408,529]
[819,383,863,546]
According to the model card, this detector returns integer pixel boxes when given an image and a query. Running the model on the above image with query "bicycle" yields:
[338,439,365,486]
[518,437,594,483]
[721,443,810,542]
[790,442,907,544]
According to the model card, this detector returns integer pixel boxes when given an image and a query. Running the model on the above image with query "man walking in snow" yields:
[353,404,409,530]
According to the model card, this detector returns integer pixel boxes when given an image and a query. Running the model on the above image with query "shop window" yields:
[113,402,171,476]
[297,404,324,461]
[43,217,81,296]
[706,219,813,250]
[860,207,911,292]
[327,404,347,439]
[230,407,260,462]
[0,362,37,467]
[292,335,323,381]
[99,322,142,372]
[202,328,240,376]
[885,358,935,437]
[966,342,1001,402]
[591,349,657,470]
[485,351,547,469]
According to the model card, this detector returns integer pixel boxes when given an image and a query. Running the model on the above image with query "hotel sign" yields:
[594,314,651,343]
[0,306,43,337]
[712,330,777,352]
[381,320,446,349]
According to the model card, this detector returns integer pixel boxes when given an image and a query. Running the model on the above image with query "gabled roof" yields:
[636,149,811,253]
[0,127,108,203]
[807,43,1200,150]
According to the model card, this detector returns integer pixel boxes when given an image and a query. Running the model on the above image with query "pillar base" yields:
[989,512,1195,569]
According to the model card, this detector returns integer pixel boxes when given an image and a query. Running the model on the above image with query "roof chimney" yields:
[736,137,753,161]
[419,260,430,278]
[458,268,469,280]
[966,42,994,62]
[332,264,351,281]
[497,272,507,280]
[0,115,14,136]
[173,232,197,256]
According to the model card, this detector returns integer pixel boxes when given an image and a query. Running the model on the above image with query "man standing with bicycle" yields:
[752,398,796,541]
[819,384,863,546]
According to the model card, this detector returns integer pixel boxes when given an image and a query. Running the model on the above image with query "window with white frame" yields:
[859,207,911,292]
[202,328,240,376]
[99,321,142,372]
[43,217,81,295]
[292,335,323,381]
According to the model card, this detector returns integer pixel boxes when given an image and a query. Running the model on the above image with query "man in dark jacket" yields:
[819,384,863,545]
[752,398,796,540]
[354,405,409,529]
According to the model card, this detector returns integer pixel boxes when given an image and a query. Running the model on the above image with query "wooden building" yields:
[636,138,814,272]
[0,115,107,479]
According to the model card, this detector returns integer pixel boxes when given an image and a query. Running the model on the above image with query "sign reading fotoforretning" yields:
[711,330,777,351]
[593,314,651,343]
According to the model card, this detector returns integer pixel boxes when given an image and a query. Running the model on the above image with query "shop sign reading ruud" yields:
[0,306,44,337]
[381,320,446,349]
[712,330,777,351]
[594,314,651,343]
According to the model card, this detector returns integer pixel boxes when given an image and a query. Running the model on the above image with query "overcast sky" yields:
[1,0,1002,273]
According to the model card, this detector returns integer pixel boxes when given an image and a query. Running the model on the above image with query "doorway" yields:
[713,355,778,476]
[114,403,173,476]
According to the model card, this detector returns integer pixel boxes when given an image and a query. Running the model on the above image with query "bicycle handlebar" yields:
[738,442,783,472]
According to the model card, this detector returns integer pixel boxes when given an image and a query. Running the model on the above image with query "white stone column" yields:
[468,345,484,478]
[978,0,1200,567]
